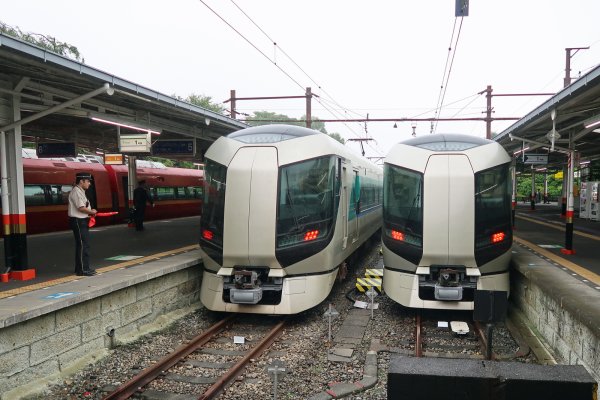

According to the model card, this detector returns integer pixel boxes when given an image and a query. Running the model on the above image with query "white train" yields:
[382,134,512,310]
[199,124,383,314]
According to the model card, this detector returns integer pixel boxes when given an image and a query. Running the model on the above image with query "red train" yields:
[3,156,203,235]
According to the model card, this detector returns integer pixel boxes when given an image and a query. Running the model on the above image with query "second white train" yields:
[199,124,382,314]
[382,134,512,310]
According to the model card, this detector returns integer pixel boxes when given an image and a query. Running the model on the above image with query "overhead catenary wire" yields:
[227,0,366,139]
[431,16,465,134]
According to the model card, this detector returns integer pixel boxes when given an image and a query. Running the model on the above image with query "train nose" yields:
[222,146,279,268]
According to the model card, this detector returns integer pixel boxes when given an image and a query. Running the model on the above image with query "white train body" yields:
[199,125,382,314]
[382,134,512,310]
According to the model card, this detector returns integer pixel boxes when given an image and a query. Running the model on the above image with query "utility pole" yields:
[485,85,492,140]
[306,87,312,128]
[480,86,554,139]
[229,90,237,119]
[564,47,589,88]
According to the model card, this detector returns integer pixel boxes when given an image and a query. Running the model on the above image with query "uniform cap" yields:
[76,172,92,180]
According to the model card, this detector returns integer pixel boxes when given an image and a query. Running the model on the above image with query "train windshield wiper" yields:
[402,181,421,234]
[285,170,302,233]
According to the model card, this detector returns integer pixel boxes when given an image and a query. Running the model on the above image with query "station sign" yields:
[119,133,151,153]
[36,142,76,158]
[523,154,548,164]
[104,153,124,165]
[151,139,195,156]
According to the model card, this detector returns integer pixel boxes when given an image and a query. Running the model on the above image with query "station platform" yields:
[513,201,600,285]
[1,216,201,298]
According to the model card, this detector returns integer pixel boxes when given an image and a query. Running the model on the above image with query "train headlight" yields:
[491,232,505,244]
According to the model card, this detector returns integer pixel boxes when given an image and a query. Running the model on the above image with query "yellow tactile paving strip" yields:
[0,244,199,300]
[514,236,600,286]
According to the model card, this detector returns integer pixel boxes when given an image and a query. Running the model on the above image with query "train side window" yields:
[24,185,47,206]
[156,187,175,200]
[60,185,73,204]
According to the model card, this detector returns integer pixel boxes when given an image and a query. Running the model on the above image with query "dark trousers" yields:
[134,205,146,231]
[70,217,91,273]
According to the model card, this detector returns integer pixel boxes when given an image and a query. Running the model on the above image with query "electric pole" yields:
[564,47,589,88]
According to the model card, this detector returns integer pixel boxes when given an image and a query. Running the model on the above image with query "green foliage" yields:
[246,111,301,126]
[0,20,82,61]
[172,93,225,114]
[516,174,563,198]
[246,111,345,143]
[327,132,346,144]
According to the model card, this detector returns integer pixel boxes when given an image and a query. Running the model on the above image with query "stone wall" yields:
[0,263,202,399]
[510,248,600,389]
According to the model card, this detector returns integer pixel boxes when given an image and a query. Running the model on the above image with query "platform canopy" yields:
[0,33,247,160]
[494,64,600,171]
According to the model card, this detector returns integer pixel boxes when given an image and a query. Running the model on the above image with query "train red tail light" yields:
[391,229,404,241]
[202,229,214,240]
[491,231,505,243]
[304,230,319,241]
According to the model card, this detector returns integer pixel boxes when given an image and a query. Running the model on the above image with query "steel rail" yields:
[103,315,235,400]
[415,312,423,357]
[473,321,496,361]
[198,319,287,400]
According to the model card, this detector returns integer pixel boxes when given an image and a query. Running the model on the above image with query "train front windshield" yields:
[383,165,423,245]
[474,162,512,265]
[276,156,337,249]
[200,160,227,262]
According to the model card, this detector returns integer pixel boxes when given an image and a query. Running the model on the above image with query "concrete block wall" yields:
[510,248,600,389]
[0,259,202,399]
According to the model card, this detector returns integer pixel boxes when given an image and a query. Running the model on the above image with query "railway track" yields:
[103,314,287,400]
[413,310,528,360]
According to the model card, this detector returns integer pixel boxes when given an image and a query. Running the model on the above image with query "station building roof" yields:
[0,33,248,159]
[494,64,600,171]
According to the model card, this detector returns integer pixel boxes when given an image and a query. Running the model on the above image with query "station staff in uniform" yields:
[68,172,97,276]
[133,180,154,231]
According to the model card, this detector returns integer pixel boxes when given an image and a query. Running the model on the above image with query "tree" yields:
[172,93,225,114]
[0,20,83,61]
[327,132,346,144]
[246,111,301,126]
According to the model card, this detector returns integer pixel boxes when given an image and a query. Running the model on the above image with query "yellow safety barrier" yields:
[356,277,382,294]
[365,268,383,279]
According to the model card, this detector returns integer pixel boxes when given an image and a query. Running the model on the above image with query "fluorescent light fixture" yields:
[583,115,600,129]
[513,146,530,156]
[90,115,161,135]
[580,160,591,165]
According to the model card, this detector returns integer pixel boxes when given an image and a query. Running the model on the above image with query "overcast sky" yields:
[3,0,600,161]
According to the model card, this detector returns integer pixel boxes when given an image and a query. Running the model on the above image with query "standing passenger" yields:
[68,172,97,276]
[133,180,154,231]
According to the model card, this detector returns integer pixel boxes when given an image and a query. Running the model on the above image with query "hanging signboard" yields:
[523,154,548,164]
[36,142,76,158]
[151,139,195,156]
[104,153,124,165]
[119,133,151,153]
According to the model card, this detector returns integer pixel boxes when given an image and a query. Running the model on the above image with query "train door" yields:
[122,177,129,207]
[85,175,98,210]
[341,165,348,249]
[352,170,360,244]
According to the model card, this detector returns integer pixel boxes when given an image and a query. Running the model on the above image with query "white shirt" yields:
[68,185,90,218]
